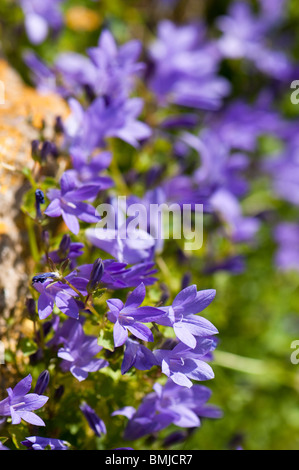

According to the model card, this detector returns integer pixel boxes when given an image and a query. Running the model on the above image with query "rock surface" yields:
[0,60,68,386]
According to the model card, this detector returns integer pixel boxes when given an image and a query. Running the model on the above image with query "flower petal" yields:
[44,199,62,218]
[113,320,128,347]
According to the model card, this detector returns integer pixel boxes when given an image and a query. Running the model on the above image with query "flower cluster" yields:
[1,0,299,452]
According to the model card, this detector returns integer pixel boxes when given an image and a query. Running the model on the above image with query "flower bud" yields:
[34,370,50,395]
[80,402,106,437]
[40,141,53,162]
[31,272,59,285]
[25,298,36,319]
[58,234,71,259]
[54,116,64,134]
[31,140,40,161]
[54,385,64,402]
[87,258,104,293]
[35,189,45,219]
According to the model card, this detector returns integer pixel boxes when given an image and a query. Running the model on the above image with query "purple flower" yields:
[42,29,144,101]
[33,277,80,320]
[0,374,48,426]
[274,223,299,272]
[65,96,151,154]
[44,172,100,235]
[67,150,113,193]
[80,402,107,437]
[259,0,288,28]
[21,436,69,450]
[85,224,155,265]
[203,255,246,275]
[35,189,45,219]
[155,285,218,349]
[63,260,157,294]
[264,137,299,206]
[24,28,145,106]
[210,188,260,243]
[181,130,250,198]
[53,51,98,97]
[112,262,158,288]
[45,234,84,267]
[0,442,9,450]
[216,1,292,80]
[148,20,230,111]
[31,272,60,285]
[34,370,50,395]
[153,337,216,388]
[113,379,221,440]
[24,51,57,94]
[208,95,291,152]
[161,175,211,211]
[107,283,164,347]
[121,336,217,388]
[57,320,108,381]
[86,258,104,293]
[46,316,82,349]
[19,0,63,45]
[87,29,145,99]
[121,338,158,375]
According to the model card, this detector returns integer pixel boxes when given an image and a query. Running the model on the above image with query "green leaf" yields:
[18,337,38,357]
[11,434,20,450]
[98,328,114,352]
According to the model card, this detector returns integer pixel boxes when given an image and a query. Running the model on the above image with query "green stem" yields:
[60,278,85,303]
[213,350,267,375]
[213,350,298,390]
[86,302,101,318]
[108,143,130,196]
[25,216,40,263]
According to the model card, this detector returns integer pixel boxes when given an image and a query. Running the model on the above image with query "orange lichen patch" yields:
[0,221,7,233]
[66,6,101,31]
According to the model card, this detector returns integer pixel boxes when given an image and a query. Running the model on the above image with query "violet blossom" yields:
[57,319,108,382]
[264,136,299,206]
[106,283,164,347]
[85,224,155,266]
[42,29,144,101]
[121,338,158,375]
[154,285,218,349]
[86,29,145,99]
[216,0,293,81]
[0,374,48,426]
[113,379,222,441]
[45,234,84,268]
[34,370,50,395]
[65,95,151,156]
[67,150,113,194]
[63,259,157,294]
[207,96,291,153]
[32,276,80,320]
[148,20,230,111]
[209,188,261,243]
[153,337,217,388]
[274,223,299,272]
[19,0,64,45]
[21,436,69,450]
[44,172,101,235]
[80,402,107,437]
